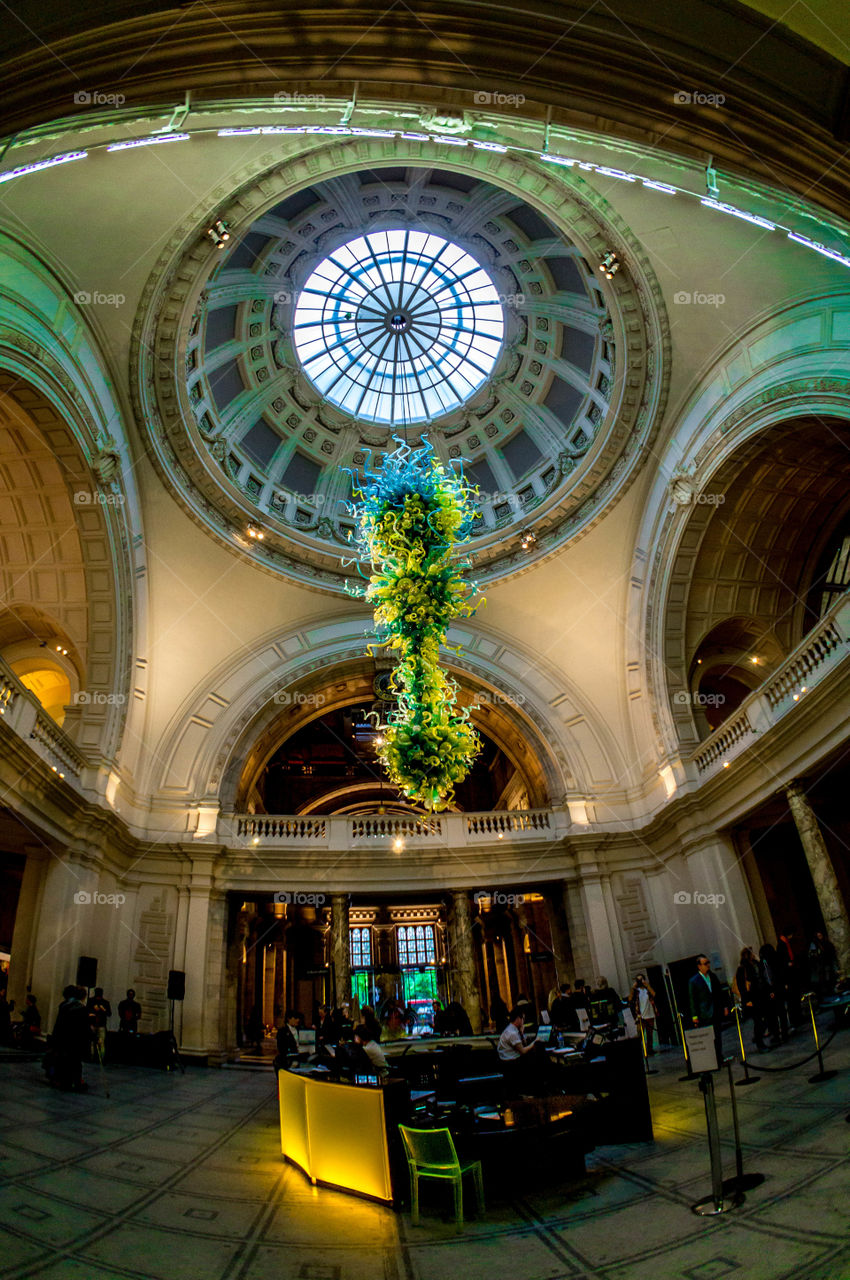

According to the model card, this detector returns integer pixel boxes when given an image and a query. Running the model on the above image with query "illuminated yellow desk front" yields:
[278,1069,393,1203]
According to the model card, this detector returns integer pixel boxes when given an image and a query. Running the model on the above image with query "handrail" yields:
[690,595,850,774]
[0,655,86,779]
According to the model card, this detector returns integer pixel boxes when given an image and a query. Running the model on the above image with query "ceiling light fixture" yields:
[206,218,231,249]
[520,530,537,552]
[246,526,264,539]
[598,251,620,279]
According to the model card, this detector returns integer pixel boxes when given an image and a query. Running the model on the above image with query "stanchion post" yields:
[692,1071,744,1215]
[804,991,837,1083]
[678,1012,695,1082]
[638,1015,658,1075]
[733,1002,760,1086]
[722,1058,764,1193]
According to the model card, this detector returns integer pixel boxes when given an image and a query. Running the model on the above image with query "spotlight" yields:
[598,251,620,279]
[393,836,405,852]
[520,530,537,552]
[375,734,385,747]
[722,761,730,768]
[246,526,264,540]
[206,218,231,249]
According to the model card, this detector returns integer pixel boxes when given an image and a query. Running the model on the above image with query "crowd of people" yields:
[0,981,144,1092]
[733,931,839,1053]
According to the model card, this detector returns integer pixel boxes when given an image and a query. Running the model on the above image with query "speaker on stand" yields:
[76,956,97,992]
[166,967,185,1070]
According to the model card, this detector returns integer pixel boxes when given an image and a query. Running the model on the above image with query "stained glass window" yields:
[350,926,372,968]
[293,229,504,425]
[397,924,437,967]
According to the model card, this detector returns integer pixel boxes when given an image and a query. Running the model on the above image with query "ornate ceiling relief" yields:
[132,138,669,590]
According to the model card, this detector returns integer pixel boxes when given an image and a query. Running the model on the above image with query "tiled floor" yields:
[1,1021,849,1280]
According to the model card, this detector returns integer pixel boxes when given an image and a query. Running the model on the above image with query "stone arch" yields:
[0,232,144,764]
[152,613,626,811]
[630,289,850,760]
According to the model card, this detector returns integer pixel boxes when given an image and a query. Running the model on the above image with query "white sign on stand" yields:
[685,1025,719,1072]
[622,1008,639,1039]
[577,1008,591,1033]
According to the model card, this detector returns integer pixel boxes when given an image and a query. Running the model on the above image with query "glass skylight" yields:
[292,229,504,425]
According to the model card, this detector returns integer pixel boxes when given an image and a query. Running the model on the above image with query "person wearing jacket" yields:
[735,947,768,1052]
[628,975,658,1055]
[688,955,728,1065]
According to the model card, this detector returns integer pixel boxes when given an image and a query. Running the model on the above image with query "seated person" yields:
[431,1000,452,1035]
[497,1007,540,1093]
[550,983,581,1032]
[353,1023,388,1080]
[591,976,623,1024]
[14,993,42,1047]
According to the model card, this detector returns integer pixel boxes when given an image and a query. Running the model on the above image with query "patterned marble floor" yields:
[1,1020,849,1280]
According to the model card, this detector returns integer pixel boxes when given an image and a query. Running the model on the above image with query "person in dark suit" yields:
[688,955,728,1066]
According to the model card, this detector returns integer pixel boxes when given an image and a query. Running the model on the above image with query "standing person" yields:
[86,988,111,1059]
[735,947,768,1053]
[759,943,788,1044]
[274,1012,301,1070]
[776,934,802,1027]
[688,955,728,1065]
[48,984,90,1091]
[808,930,837,996]
[117,989,142,1034]
[629,975,658,1055]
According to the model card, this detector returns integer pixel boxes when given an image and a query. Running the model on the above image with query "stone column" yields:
[785,781,850,976]
[448,889,483,1033]
[7,848,47,1010]
[177,855,215,1056]
[263,944,276,1027]
[543,882,575,987]
[330,893,351,1009]
[273,939,285,1025]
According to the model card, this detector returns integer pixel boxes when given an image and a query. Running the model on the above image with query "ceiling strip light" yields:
[0,151,87,184]
[700,197,776,230]
[107,133,191,151]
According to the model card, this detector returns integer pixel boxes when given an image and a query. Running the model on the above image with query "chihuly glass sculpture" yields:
[346,437,484,809]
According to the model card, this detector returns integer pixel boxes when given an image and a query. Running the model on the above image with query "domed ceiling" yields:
[135,146,669,588]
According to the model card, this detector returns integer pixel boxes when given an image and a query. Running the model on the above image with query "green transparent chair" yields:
[398,1124,485,1229]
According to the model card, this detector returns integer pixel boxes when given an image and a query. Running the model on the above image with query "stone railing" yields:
[762,615,845,710]
[692,709,755,774]
[225,806,563,851]
[691,595,850,777]
[0,656,86,780]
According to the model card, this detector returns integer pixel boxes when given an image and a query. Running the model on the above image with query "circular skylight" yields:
[292,228,504,425]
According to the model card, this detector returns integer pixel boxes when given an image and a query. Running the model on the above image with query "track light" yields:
[206,219,231,249]
[598,251,620,279]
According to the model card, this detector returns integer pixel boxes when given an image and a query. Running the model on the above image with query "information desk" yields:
[278,1068,394,1203]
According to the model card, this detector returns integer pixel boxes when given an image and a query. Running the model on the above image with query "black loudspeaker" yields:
[76,955,97,988]
[167,969,186,1001]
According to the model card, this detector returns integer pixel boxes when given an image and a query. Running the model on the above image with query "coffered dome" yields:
[136,146,669,589]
